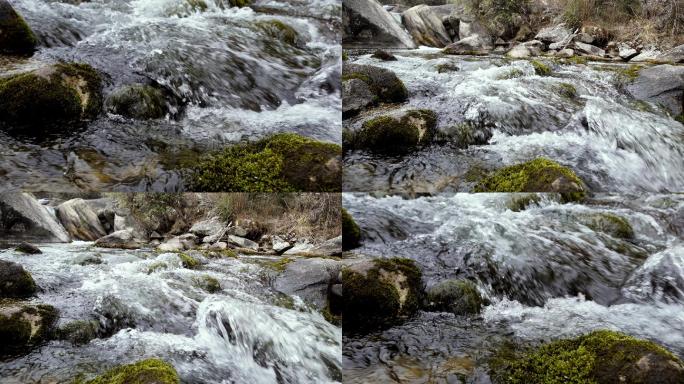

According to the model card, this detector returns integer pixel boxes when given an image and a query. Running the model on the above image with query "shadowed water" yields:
[0,0,341,192]
[0,242,341,383]
[343,193,684,383]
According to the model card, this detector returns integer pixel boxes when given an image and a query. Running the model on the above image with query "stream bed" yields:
[0,242,342,384]
[342,192,684,383]
[0,0,341,192]
[343,48,684,194]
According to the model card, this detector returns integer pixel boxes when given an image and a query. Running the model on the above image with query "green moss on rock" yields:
[265,257,294,272]
[178,253,199,269]
[188,133,341,192]
[342,64,408,104]
[58,319,99,345]
[0,260,37,297]
[195,275,221,293]
[352,109,438,154]
[82,358,180,384]
[490,330,684,384]
[583,213,634,239]
[0,1,37,54]
[105,84,168,120]
[0,62,102,130]
[0,303,58,356]
[228,0,250,6]
[343,257,424,335]
[558,83,577,99]
[256,20,298,46]
[427,279,485,315]
[506,194,542,212]
[342,208,361,251]
[530,60,551,76]
[496,68,524,80]
[475,158,586,202]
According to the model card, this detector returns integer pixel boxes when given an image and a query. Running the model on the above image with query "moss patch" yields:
[496,68,524,80]
[256,20,298,46]
[58,319,99,345]
[342,209,361,251]
[81,358,180,384]
[0,260,37,297]
[194,275,221,293]
[352,110,438,154]
[584,213,634,239]
[507,194,541,212]
[427,279,485,315]
[228,0,250,6]
[188,133,341,192]
[557,83,577,99]
[0,304,58,356]
[265,257,294,272]
[530,60,551,76]
[490,330,684,384]
[475,158,586,202]
[342,64,408,103]
[0,2,37,54]
[178,253,200,269]
[105,84,167,120]
[343,258,423,335]
[619,64,642,82]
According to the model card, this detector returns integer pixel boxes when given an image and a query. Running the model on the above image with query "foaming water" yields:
[1,0,341,191]
[343,193,684,382]
[343,49,684,193]
[0,243,341,383]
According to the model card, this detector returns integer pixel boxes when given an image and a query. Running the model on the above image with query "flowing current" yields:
[0,243,342,383]
[0,0,341,192]
[343,193,684,383]
[343,49,684,194]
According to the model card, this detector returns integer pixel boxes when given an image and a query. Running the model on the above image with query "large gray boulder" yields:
[627,65,684,116]
[94,229,142,250]
[574,41,605,57]
[227,235,258,251]
[55,199,107,241]
[658,44,684,63]
[189,218,223,237]
[535,23,572,44]
[274,258,343,309]
[443,34,493,55]
[0,193,70,243]
[402,5,452,48]
[507,40,543,58]
[343,0,416,48]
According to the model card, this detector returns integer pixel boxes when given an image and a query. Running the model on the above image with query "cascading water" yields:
[0,242,342,383]
[0,0,341,192]
[343,48,684,194]
[342,192,684,383]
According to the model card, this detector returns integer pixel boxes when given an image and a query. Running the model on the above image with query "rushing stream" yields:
[342,192,684,383]
[0,242,342,383]
[0,0,341,192]
[343,48,684,194]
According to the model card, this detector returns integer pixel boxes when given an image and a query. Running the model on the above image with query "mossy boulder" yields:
[0,260,37,297]
[350,109,438,154]
[427,279,485,315]
[343,257,424,335]
[256,20,299,46]
[57,319,99,345]
[582,213,634,239]
[342,64,408,104]
[448,120,494,148]
[0,0,37,54]
[0,303,58,356]
[475,158,586,202]
[490,330,684,384]
[506,194,542,212]
[105,84,168,120]
[80,358,180,384]
[178,252,200,269]
[0,63,102,132]
[342,208,361,251]
[188,133,341,192]
[194,275,221,293]
[530,60,551,76]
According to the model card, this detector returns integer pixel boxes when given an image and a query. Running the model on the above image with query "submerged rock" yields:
[57,319,100,345]
[342,0,416,49]
[490,330,684,384]
[188,133,342,192]
[427,279,484,315]
[475,158,586,202]
[370,49,397,61]
[15,241,41,254]
[342,208,361,251]
[0,63,102,132]
[105,84,169,120]
[350,109,438,154]
[274,257,343,309]
[0,0,37,54]
[79,358,180,384]
[343,258,424,335]
[0,303,58,357]
[0,193,71,243]
[56,199,108,241]
[0,260,36,297]
[581,212,634,239]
